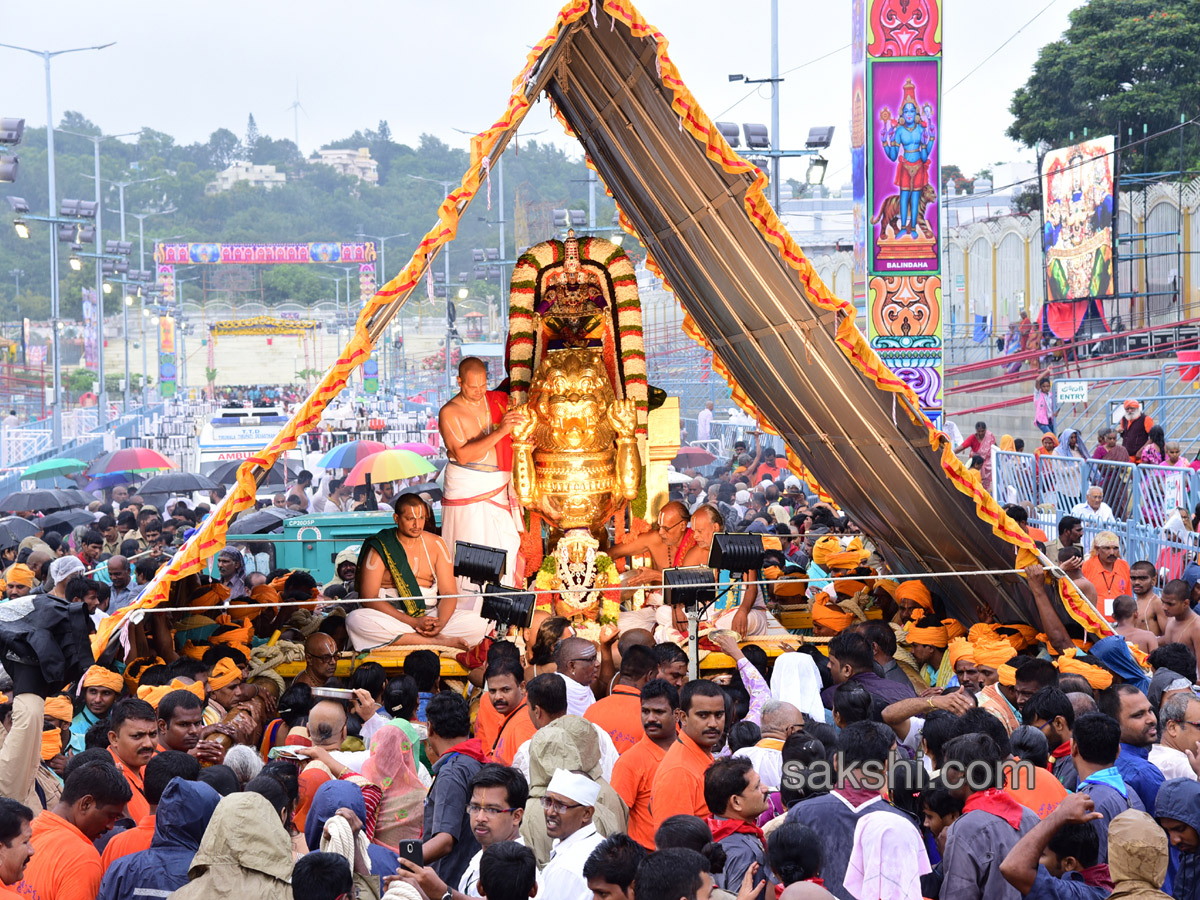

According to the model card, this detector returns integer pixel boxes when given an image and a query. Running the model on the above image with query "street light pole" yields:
[0,40,115,444]
[770,0,781,212]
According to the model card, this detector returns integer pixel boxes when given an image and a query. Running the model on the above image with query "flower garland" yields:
[505,236,647,436]
[534,552,622,640]
[209,316,320,341]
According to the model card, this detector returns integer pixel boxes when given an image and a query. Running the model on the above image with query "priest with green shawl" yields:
[345,495,491,650]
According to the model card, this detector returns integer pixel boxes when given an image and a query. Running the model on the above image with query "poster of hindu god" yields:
[1040,136,1115,302]
[868,59,940,275]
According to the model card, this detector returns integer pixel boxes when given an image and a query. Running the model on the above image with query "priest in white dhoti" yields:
[346,494,490,650]
[438,357,524,593]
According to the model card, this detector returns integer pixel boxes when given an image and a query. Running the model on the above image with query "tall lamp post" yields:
[60,127,139,426]
[0,40,115,443]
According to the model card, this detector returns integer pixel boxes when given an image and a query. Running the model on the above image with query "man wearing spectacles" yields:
[540,769,605,900]
[293,633,339,689]
[609,501,694,590]
[1149,691,1200,781]
[398,763,536,900]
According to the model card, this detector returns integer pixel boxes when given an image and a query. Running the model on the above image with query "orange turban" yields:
[969,623,999,644]
[208,658,241,692]
[5,563,33,587]
[250,582,281,613]
[1056,655,1114,690]
[81,666,124,694]
[946,637,975,668]
[875,579,899,598]
[833,580,869,597]
[942,618,967,640]
[123,657,164,695]
[812,536,868,571]
[972,637,1018,668]
[138,679,207,711]
[188,583,231,608]
[772,578,807,599]
[998,624,1039,651]
[907,623,949,648]
[811,602,855,632]
[998,664,1018,686]
[43,695,74,723]
[895,581,934,614]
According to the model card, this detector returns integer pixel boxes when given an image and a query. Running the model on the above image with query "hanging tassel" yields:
[892,394,897,427]
[591,0,598,27]
[482,156,492,211]
[425,255,435,299]
[655,54,662,80]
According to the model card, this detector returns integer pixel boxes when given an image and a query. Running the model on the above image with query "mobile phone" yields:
[396,839,423,867]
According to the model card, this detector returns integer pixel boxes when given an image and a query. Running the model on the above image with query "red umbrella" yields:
[672,445,716,467]
[87,447,178,475]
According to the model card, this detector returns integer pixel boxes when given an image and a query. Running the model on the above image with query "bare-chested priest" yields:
[607,500,696,633]
[346,494,491,650]
[439,357,524,592]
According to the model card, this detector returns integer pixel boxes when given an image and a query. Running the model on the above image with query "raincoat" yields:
[303,778,399,876]
[98,779,222,900]
[1156,777,1200,900]
[167,792,293,900]
[520,715,629,866]
[1108,809,1173,900]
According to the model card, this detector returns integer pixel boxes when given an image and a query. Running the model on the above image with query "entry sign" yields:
[1056,381,1088,405]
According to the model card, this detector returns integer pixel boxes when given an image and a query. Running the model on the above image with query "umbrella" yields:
[318,439,389,470]
[346,449,436,486]
[55,488,94,508]
[0,489,73,513]
[87,447,177,476]
[139,472,218,494]
[393,442,438,457]
[398,481,444,502]
[83,472,136,493]
[0,516,39,541]
[228,506,300,535]
[209,458,299,488]
[39,509,95,533]
[21,457,88,479]
[668,470,693,485]
[672,445,716,467]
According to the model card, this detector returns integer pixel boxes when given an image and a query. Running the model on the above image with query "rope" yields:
[320,813,373,877]
[383,879,424,900]
[116,567,1032,616]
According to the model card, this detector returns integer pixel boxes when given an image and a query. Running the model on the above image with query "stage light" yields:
[662,566,716,611]
[708,532,766,573]
[480,583,537,629]
[714,121,741,148]
[0,156,18,183]
[151,315,159,325]
[453,540,507,588]
[806,157,828,185]
[68,254,81,272]
[13,219,28,239]
[743,123,770,150]
[457,287,468,300]
[805,126,835,150]
[5,196,29,214]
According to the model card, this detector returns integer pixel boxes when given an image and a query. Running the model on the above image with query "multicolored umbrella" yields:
[318,439,389,470]
[21,457,88,480]
[346,449,436,486]
[87,447,177,475]
[393,442,438,457]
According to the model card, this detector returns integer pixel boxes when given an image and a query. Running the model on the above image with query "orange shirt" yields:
[18,810,103,900]
[585,685,644,754]
[611,735,668,849]
[1005,763,1068,819]
[492,702,539,767]
[650,730,712,831]
[100,813,155,871]
[0,884,20,898]
[1081,556,1131,618]
[108,747,151,823]
[475,692,503,758]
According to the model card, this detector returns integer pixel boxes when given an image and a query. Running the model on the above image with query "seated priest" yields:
[680,504,770,638]
[346,494,491,651]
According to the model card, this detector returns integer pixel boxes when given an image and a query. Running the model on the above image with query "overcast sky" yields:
[4,1,1081,188]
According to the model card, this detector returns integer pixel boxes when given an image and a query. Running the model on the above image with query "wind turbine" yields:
[285,81,307,151]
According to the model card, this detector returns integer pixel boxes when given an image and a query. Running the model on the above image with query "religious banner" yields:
[1041,136,1115,303]
[855,0,944,419]
[154,241,377,266]
[81,288,98,369]
[158,264,176,307]
[159,315,177,398]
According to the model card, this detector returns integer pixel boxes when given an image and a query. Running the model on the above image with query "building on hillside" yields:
[206,163,287,195]
[311,148,379,184]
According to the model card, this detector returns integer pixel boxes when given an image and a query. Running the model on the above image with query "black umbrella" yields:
[39,509,96,534]
[0,490,73,513]
[209,459,299,488]
[0,523,26,551]
[54,488,94,508]
[228,506,300,535]
[399,482,443,502]
[0,516,40,541]
[139,472,218,494]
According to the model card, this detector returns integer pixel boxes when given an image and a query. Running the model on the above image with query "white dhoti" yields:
[441,462,523,593]
[346,586,492,650]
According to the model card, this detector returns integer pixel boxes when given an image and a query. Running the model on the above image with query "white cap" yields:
[735,490,751,504]
[784,475,802,490]
[546,768,600,807]
[49,555,85,584]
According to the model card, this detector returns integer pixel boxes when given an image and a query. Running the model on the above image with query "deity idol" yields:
[881,78,936,240]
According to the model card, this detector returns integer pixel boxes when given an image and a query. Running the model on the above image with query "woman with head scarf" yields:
[360,723,425,849]
[1055,429,1087,460]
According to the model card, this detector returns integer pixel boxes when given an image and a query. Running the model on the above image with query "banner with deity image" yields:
[1040,136,1115,303]
[81,288,99,369]
[159,315,177,398]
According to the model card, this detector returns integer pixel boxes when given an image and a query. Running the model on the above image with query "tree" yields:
[58,111,100,136]
[207,128,242,169]
[1008,0,1200,171]
[67,368,96,394]
[245,114,260,156]
[377,120,392,143]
